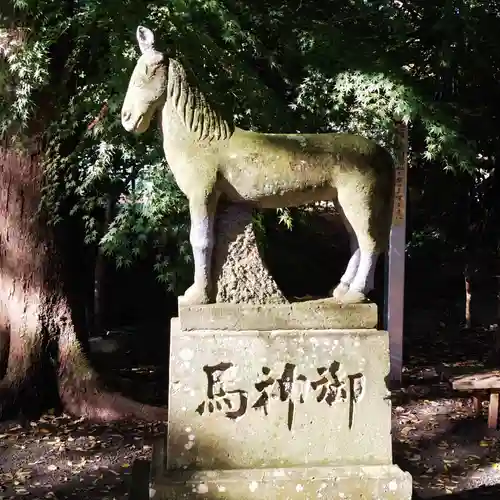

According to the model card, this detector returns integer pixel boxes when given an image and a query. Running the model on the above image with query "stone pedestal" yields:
[150,464,410,499]
[138,299,412,499]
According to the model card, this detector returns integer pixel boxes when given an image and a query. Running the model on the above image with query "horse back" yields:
[214,129,393,206]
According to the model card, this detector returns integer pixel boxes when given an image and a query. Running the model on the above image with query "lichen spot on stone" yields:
[249,481,259,492]
[196,483,209,494]
[180,348,194,361]
[295,484,304,492]
[217,485,227,492]
[388,480,398,491]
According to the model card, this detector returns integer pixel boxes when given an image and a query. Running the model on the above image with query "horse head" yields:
[121,26,169,134]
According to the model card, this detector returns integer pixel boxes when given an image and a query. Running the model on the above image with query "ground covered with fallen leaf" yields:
[0,328,168,500]
[0,415,164,499]
[392,293,500,499]
[3,295,500,498]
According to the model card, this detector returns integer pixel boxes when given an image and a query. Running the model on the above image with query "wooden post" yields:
[488,391,499,429]
[472,395,482,415]
[495,274,500,357]
[385,119,409,386]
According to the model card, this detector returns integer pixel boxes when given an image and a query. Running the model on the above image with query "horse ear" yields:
[137,26,155,53]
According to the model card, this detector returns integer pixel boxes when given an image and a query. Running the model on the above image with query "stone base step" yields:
[148,463,412,499]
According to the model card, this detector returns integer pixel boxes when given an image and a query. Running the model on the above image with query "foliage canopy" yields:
[2,0,500,290]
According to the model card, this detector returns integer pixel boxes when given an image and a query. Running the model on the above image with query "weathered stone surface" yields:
[166,318,392,471]
[212,203,287,305]
[178,299,377,331]
[123,27,395,308]
[150,464,412,499]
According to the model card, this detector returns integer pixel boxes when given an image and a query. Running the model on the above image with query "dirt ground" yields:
[0,415,164,499]
[2,299,500,499]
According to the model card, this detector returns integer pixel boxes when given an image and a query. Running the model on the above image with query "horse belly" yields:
[218,164,337,208]
[254,186,338,209]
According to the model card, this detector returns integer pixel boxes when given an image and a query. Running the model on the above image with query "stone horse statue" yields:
[121,26,395,307]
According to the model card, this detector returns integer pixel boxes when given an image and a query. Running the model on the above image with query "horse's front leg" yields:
[179,192,218,306]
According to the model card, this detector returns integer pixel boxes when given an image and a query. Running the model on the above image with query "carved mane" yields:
[167,59,234,142]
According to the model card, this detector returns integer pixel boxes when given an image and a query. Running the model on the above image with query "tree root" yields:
[0,326,44,418]
[57,330,167,423]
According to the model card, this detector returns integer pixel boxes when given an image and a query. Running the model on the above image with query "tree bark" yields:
[0,143,166,422]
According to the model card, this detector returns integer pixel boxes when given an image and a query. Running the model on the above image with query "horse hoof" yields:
[331,282,349,301]
[338,289,368,304]
[178,284,211,306]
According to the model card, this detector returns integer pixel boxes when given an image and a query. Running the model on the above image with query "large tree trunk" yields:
[0,143,166,422]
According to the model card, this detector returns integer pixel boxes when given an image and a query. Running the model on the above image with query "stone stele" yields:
[141,306,412,499]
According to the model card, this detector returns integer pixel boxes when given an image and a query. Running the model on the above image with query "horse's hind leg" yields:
[335,189,384,304]
[331,206,360,300]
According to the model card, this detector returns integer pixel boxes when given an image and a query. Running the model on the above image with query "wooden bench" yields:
[451,370,500,429]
